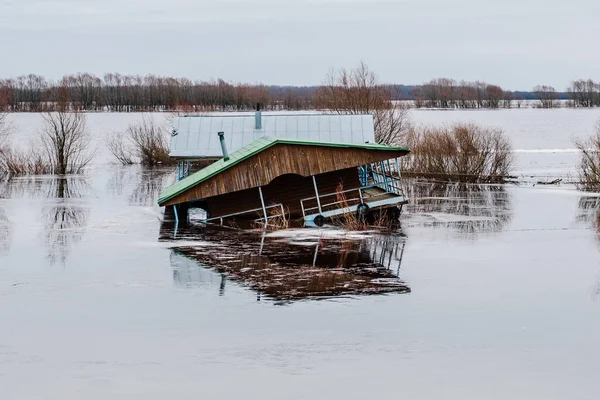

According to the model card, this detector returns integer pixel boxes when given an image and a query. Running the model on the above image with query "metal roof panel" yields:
[169,113,376,158]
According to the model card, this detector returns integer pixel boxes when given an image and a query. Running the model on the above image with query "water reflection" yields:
[0,207,10,255]
[107,167,175,206]
[575,196,600,300]
[577,196,600,234]
[0,180,8,199]
[41,178,89,265]
[3,175,89,199]
[130,168,174,206]
[404,182,512,235]
[162,224,409,303]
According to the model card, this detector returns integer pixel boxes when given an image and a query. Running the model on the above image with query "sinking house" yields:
[158,112,410,226]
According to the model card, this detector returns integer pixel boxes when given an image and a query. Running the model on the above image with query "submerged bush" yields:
[107,133,135,165]
[402,123,513,183]
[1,113,53,178]
[574,124,600,191]
[1,112,91,179]
[0,113,10,149]
[108,116,174,166]
[0,146,52,177]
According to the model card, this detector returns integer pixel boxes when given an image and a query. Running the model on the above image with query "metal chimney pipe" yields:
[255,103,262,130]
[217,131,229,161]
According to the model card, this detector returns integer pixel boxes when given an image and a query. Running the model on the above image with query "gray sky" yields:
[1,0,598,90]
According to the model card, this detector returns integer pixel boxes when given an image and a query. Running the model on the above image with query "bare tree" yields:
[40,111,93,174]
[513,92,525,108]
[403,123,513,183]
[374,102,411,145]
[486,85,504,109]
[533,85,560,108]
[107,133,135,165]
[502,91,513,108]
[0,113,14,177]
[568,79,600,108]
[574,122,600,191]
[0,113,11,149]
[122,116,173,166]
[315,61,410,145]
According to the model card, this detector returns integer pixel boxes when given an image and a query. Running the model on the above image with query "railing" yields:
[300,177,404,219]
[202,203,285,226]
[360,160,403,196]
[370,171,403,195]
[177,161,192,181]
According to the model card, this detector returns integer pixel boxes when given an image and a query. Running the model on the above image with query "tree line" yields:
[0,73,317,112]
[0,72,598,112]
[567,79,600,108]
[412,79,575,109]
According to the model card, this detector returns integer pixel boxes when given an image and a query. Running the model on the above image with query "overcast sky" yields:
[1,0,598,90]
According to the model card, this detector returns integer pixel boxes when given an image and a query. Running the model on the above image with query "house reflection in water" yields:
[166,226,409,303]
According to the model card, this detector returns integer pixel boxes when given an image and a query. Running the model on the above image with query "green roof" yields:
[158,137,410,206]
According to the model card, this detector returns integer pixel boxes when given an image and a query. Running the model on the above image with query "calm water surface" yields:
[1,110,600,399]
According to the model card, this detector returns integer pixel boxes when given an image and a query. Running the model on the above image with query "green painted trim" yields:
[158,137,410,206]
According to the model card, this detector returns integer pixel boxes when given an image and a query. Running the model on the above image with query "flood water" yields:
[2,110,600,399]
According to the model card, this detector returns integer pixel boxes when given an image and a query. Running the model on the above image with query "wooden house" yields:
[159,138,409,227]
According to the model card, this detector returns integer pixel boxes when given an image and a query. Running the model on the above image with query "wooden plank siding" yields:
[204,168,361,218]
[162,144,407,207]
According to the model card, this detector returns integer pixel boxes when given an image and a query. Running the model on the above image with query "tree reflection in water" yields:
[163,224,409,304]
[106,166,175,206]
[2,175,89,199]
[130,168,174,206]
[0,206,10,256]
[577,196,600,234]
[42,178,89,265]
[404,182,512,235]
[576,196,600,299]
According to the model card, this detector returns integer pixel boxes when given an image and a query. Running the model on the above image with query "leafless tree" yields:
[413,79,508,109]
[402,123,513,183]
[107,133,135,165]
[122,116,173,166]
[0,113,13,178]
[0,146,52,177]
[486,85,504,109]
[513,92,525,108]
[0,113,10,150]
[568,79,600,108]
[40,111,93,174]
[0,113,53,178]
[502,91,514,108]
[533,85,560,108]
[574,122,600,191]
[315,61,410,145]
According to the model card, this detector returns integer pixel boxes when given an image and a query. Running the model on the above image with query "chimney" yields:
[255,103,262,130]
[217,131,229,161]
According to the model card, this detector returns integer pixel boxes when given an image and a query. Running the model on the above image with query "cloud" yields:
[1,0,599,89]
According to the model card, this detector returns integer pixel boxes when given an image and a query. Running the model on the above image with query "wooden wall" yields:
[204,167,361,218]
[163,144,407,206]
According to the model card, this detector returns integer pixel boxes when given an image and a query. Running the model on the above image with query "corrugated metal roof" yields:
[169,113,376,159]
[158,137,409,206]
